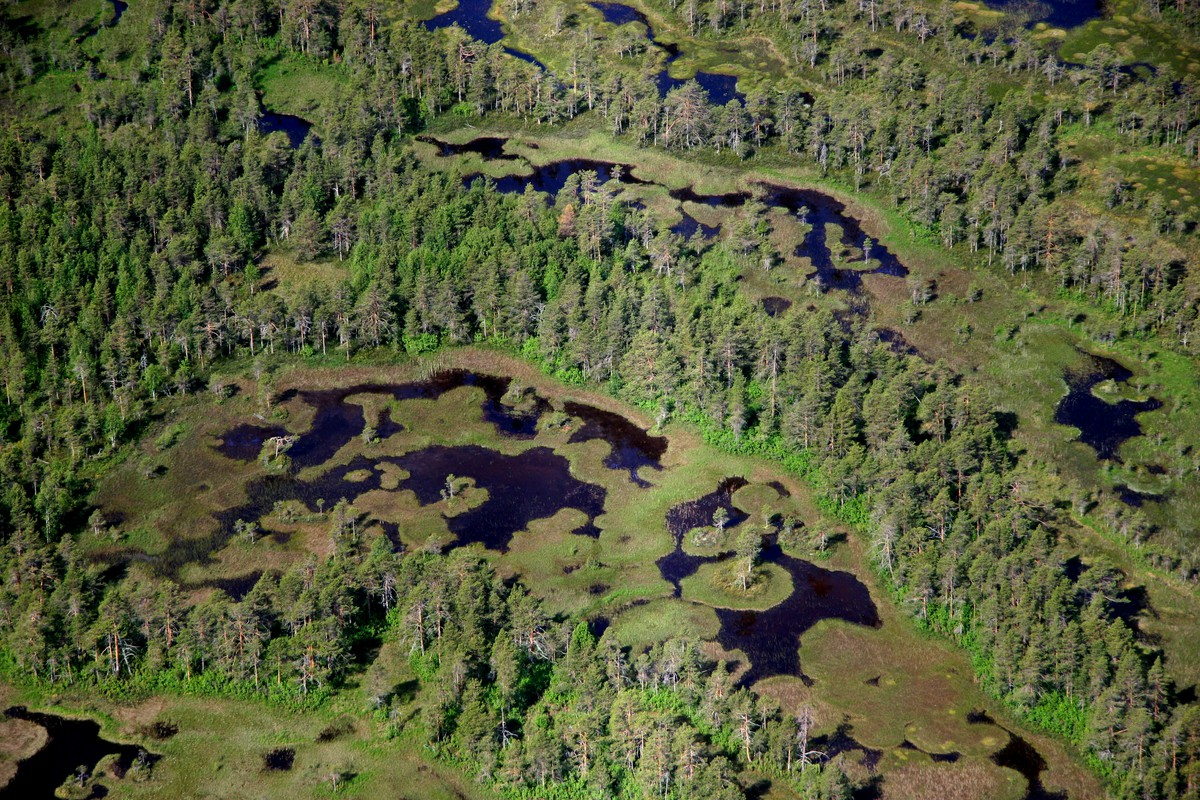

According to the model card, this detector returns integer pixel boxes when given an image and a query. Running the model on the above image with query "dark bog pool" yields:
[564,401,667,486]
[1054,351,1161,462]
[110,0,128,25]
[968,710,1062,800]
[419,136,518,160]
[591,1,650,27]
[216,423,288,462]
[396,444,606,547]
[423,0,545,66]
[657,479,880,686]
[442,138,909,306]
[287,370,544,468]
[671,211,721,240]
[984,0,1102,28]
[758,183,908,292]
[761,297,792,317]
[260,111,312,148]
[657,70,745,106]
[215,443,606,556]
[589,1,743,105]
[466,158,649,199]
[2,707,150,799]
[423,0,503,41]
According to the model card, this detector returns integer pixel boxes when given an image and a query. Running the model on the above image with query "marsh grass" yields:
[81,345,1103,798]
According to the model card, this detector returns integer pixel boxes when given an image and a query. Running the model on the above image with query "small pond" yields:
[657,478,880,687]
[422,0,547,68]
[216,423,289,462]
[260,111,312,149]
[968,710,1063,800]
[200,372,623,565]
[590,0,744,105]
[449,138,908,301]
[466,157,649,198]
[2,707,151,799]
[984,0,1102,28]
[110,0,128,25]
[1054,351,1161,462]
[671,210,721,240]
[564,401,667,487]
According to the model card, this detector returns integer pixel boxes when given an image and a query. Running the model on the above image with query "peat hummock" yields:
[1054,351,1161,462]
[658,479,880,687]
[3,707,150,799]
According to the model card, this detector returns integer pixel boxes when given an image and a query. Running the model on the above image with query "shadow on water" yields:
[657,479,880,687]
[564,401,667,487]
[671,211,721,240]
[287,370,543,469]
[395,444,606,548]
[2,707,153,800]
[984,0,1102,28]
[422,0,546,67]
[259,111,312,149]
[967,710,1065,800]
[1054,351,1161,463]
[215,423,288,462]
[466,159,650,200]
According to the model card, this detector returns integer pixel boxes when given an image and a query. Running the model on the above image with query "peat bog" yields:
[2,707,151,800]
[658,478,881,687]
[1055,351,1162,463]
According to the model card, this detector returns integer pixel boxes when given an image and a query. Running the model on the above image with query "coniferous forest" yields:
[1,0,1200,798]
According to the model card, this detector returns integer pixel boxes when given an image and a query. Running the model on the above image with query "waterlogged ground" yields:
[70,350,1102,800]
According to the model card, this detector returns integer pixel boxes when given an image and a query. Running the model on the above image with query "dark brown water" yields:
[2,707,151,800]
[589,1,744,105]
[672,211,721,240]
[967,710,1064,800]
[657,478,880,687]
[564,401,667,486]
[421,0,546,68]
[760,297,793,317]
[286,370,542,468]
[418,136,518,160]
[395,444,607,548]
[1054,351,1161,463]
[215,423,288,462]
[466,158,650,200]
[259,111,311,148]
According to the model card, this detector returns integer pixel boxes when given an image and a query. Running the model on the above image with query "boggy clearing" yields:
[61,348,1102,800]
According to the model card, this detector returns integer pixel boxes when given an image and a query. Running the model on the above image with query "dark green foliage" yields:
[0,1,1198,797]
